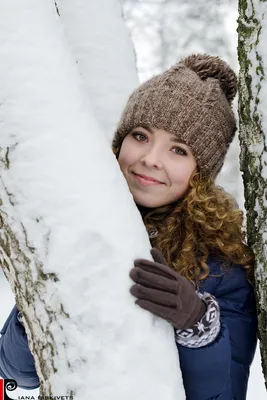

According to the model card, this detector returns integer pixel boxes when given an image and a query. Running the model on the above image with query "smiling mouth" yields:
[133,173,164,186]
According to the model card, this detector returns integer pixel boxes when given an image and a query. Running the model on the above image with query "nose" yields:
[140,147,163,169]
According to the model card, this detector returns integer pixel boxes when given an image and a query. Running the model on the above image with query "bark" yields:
[0,202,65,395]
[237,0,267,388]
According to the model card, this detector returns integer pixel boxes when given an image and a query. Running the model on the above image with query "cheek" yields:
[118,150,131,171]
[117,143,128,168]
[170,162,196,185]
[118,141,138,170]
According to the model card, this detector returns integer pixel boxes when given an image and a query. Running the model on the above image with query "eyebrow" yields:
[140,124,154,134]
[170,136,187,145]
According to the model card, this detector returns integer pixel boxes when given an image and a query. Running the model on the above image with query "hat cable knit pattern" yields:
[112,54,237,179]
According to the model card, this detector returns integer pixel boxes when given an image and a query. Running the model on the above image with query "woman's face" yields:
[118,126,197,208]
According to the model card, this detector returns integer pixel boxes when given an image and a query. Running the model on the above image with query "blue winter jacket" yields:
[0,257,257,399]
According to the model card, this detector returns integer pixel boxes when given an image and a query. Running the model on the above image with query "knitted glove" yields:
[130,248,206,330]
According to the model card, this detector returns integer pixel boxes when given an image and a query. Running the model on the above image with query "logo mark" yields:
[0,379,17,400]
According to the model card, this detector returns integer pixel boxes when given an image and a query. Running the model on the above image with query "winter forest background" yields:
[0,0,265,398]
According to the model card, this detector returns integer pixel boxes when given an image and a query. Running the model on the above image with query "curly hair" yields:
[113,146,254,283]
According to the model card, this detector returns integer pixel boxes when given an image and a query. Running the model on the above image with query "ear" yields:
[150,248,167,265]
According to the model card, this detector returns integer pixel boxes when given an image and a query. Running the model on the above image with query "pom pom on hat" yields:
[181,54,237,104]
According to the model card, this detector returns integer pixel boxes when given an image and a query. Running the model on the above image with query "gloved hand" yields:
[130,248,206,330]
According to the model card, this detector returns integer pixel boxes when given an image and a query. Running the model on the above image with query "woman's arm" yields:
[0,305,40,389]
[177,322,232,399]
[130,250,257,400]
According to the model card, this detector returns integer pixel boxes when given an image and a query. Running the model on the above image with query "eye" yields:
[171,146,188,156]
[131,132,148,142]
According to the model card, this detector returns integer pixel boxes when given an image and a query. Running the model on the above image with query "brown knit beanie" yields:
[112,54,237,179]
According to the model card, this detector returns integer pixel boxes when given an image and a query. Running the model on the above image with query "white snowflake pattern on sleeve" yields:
[175,292,221,348]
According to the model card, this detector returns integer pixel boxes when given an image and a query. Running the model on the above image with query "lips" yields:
[133,172,164,186]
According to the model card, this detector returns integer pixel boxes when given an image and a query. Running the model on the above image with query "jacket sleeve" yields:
[176,265,257,400]
[0,305,40,390]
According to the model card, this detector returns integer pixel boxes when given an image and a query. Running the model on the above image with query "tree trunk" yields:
[0,0,185,398]
[237,0,267,389]
[55,0,139,139]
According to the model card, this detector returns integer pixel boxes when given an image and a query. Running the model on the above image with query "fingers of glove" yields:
[135,299,177,326]
[134,258,177,280]
[150,248,167,265]
[129,267,177,294]
[130,283,177,307]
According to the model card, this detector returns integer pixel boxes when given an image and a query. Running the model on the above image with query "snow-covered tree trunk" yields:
[0,0,185,398]
[237,0,267,388]
[55,0,138,137]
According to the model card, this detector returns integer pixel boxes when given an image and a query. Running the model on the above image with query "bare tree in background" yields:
[123,0,238,80]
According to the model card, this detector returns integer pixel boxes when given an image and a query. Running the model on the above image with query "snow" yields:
[56,0,138,139]
[0,0,266,398]
[0,0,185,399]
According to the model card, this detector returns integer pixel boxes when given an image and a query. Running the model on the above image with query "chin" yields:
[134,197,167,208]
[134,195,181,208]
[137,203,159,208]
[131,189,180,208]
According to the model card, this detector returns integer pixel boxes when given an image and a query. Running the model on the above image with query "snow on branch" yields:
[55,0,139,139]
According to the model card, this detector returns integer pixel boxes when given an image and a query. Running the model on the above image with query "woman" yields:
[0,54,257,399]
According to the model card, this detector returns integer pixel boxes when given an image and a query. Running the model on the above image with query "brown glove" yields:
[130,248,206,330]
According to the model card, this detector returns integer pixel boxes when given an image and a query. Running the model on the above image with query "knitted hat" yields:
[112,54,237,179]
